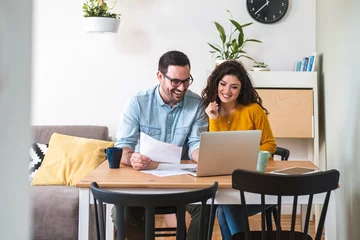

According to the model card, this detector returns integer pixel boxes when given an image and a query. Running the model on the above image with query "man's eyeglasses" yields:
[161,72,194,87]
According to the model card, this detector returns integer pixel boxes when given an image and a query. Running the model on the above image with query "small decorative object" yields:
[208,10,262,66]
[246,0,289,24]
[82,0,121,33]
[251,61,270,71]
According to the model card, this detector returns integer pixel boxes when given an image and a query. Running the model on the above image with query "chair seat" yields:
[232,230,313,240]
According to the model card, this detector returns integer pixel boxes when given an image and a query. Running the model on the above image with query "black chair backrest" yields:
[91,181,218,240]
[273,147,290,160]
[232,169,339,240]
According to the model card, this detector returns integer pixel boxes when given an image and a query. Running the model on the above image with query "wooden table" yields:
[76,160,321,240]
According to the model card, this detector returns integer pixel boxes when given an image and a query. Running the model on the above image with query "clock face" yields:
[247,0,289,24]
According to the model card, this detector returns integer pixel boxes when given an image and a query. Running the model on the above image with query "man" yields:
[114,50,208,239]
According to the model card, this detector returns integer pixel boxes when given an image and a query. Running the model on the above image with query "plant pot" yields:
[251,67,270,71]
[215,59,227,66]
[215,59,242,67]
[83,17,120,33]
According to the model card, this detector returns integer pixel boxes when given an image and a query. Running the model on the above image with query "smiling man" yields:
[114,50,209,239]
[116,50,207,168]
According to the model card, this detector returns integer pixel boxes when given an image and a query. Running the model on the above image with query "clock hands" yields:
[255,0,270,15]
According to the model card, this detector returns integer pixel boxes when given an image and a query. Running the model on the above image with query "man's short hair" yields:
[158,50,191,74]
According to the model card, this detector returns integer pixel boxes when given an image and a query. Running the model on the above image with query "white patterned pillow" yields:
[29,143,48,180]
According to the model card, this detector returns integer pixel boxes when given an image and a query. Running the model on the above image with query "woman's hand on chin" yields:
[205,101,219,120]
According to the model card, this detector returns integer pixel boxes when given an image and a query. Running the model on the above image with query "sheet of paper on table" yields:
[140,132,182,164]
[141,163,198,177]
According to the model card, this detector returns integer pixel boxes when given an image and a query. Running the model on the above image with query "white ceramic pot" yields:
[215,59,242,67]
[215,59,227,66]
[83,17,120,33]
[251,67,270,71]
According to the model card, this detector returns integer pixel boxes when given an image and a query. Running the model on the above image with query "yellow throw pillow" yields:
[31,133,114,186]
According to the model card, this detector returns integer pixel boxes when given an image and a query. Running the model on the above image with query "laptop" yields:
[183,130,261,177]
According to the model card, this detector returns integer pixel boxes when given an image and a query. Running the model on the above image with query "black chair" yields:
[266,147,291,231]
[231,169,339,240]
[155,147,191,237]
[91,181,218,240]
[272,147,290,161]
[154,206,178,237]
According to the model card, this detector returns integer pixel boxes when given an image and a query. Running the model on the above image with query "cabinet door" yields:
[257,89,314,138]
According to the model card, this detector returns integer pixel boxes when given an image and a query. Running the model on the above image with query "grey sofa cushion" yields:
[32,125,110,144]
[31,186,98,240]
[31,186,79,240]
[31,125,109,240]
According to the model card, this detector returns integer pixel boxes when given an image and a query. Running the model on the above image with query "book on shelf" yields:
[309,53,317,71]
[302,57,309,71]
[295,52,317,72]
[307,55,314,71]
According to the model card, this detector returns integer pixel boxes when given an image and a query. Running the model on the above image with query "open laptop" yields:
[183,130,261,177]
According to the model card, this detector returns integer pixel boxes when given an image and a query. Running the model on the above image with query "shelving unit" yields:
[248,71,320,168]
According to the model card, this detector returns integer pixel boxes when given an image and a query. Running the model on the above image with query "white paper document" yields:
[157,163,198,170]
[141,163,198,177]
[140,132,182,164]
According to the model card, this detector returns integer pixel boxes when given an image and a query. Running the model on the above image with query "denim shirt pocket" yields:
[140,126,162,138]
[174,126,190,146]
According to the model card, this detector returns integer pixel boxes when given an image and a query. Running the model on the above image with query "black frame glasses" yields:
[161,72,194,87]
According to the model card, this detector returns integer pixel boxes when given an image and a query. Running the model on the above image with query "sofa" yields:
[30,125,111,240]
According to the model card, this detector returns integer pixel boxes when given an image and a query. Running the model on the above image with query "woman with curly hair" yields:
[201,60,276,239]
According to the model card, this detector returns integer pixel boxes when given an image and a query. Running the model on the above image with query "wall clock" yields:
[246,0,289,24]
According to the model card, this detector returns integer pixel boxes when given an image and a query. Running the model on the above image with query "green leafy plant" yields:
[82,0,120,19]
[253,61,268,68]
[208,10,261,60]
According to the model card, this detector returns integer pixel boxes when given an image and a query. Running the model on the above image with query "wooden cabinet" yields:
[257,89,314,138]
[248,71,319,166]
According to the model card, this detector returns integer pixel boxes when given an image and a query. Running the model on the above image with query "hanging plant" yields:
[82,0,121,33]
[82,0,120,19]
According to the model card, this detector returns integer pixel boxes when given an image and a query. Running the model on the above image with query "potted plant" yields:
[82,0,121,33]
[208,10,262,66]
[251,61,270,71]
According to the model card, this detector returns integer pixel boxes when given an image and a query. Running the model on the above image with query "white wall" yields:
[0,1,32,239]
[32,0,316,139]
[317,0,360,239]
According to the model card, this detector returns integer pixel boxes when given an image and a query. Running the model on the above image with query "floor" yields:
[155,214,324,239]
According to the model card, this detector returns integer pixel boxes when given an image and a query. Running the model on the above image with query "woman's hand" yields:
[205,101,219,120]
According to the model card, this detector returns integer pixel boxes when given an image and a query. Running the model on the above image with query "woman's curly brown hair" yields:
[201,60,268,114]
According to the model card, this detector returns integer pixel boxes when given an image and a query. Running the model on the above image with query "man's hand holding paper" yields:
[130,152,151,170]
[140,132,182,164]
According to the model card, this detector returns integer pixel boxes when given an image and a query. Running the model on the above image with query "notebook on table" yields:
[182,130,261,177]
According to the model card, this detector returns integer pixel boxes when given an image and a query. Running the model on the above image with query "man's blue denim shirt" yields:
[115,85,208,159]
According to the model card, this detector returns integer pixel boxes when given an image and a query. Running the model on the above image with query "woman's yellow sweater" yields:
[209,103,277,156]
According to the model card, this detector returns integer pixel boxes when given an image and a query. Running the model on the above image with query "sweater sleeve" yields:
[209,118,222,132]
[252,106,277,156]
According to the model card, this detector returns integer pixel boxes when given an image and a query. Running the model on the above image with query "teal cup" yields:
[257,151,271,172]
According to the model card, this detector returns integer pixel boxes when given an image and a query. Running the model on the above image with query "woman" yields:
[201,60,276,239]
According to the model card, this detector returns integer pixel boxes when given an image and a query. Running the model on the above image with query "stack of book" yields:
[295,53,317,72]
